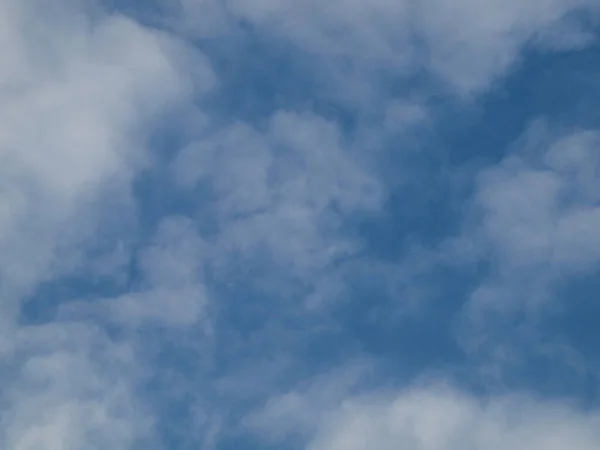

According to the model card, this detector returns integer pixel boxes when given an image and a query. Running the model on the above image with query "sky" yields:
[2,0,600,449]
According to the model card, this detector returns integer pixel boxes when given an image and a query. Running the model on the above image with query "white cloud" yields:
[308,385,600,450]
[0,0,215,447]
[246,371,600,450]
[173,110,382,282]
[413,0,598,94]
[0,0,214,308]
[2,323,153,450]
[83,215,210,327]
[243,362,369,443]
[433,121,600,383]
[180,0,599,96]
[3,0,599,448]
[452,122,600,317]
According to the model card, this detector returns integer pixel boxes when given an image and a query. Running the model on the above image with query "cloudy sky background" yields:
[2,0,600,448]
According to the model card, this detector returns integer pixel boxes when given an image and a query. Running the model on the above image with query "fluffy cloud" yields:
[0,0,214,447]
[1,323,151,450]
[432,121,600,389]
[451,122,600,317]
[246,372,600,450]
[0,0,214,309]
[309,386,600,450]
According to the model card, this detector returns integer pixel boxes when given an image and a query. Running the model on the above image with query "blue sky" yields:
[2,0,600,449]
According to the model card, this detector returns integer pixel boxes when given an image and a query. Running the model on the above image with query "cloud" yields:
[172,110,382,283]
[0,0,214,308]
[3,0,600,448]
[427,120,600,390]
[308,385,600,450]
[451,121,600,316]
[246,370,600,450]
[413,0,599,93]
[243,362,369,443]
[179,0,599,96]
[0,319,156,450]
[84,215,210,328]
[0,0,214,447]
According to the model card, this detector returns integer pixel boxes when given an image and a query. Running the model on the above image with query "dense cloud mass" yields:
[1,0,600,448]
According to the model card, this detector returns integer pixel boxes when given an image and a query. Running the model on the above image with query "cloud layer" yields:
[2,0,600,448]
